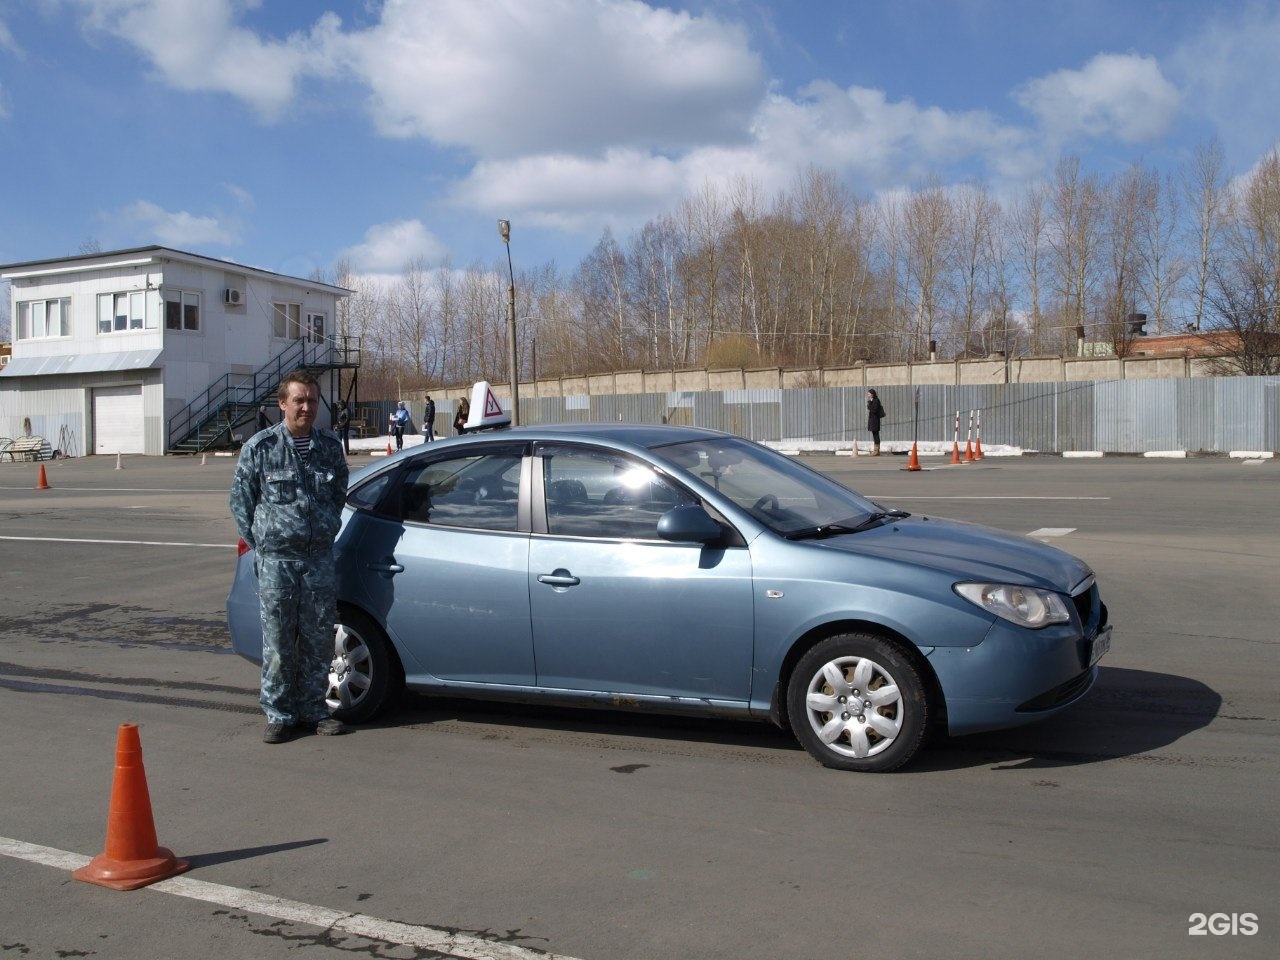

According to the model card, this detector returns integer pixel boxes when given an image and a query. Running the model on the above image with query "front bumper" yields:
[927,618,1108,736]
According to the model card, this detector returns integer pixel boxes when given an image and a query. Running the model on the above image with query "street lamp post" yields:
[497,219,520,425]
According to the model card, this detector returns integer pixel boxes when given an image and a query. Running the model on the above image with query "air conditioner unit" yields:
[223,288,244,305]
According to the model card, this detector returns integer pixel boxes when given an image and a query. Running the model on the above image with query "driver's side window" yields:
[393,451,522,531]
[541,447,693,539]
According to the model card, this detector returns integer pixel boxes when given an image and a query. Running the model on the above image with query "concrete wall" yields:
[470,351,1230,402]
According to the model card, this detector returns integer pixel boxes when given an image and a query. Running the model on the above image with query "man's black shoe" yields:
[263,721,290,744]
[300,718,347,736]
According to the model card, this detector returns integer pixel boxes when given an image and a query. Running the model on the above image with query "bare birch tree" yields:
[1010,180,1049,353]
[904,176,953,358]
[1183,139,1228,331]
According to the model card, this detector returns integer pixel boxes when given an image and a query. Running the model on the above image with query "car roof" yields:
[474,422,732,449]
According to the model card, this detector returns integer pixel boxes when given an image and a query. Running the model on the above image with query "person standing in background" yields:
[422,394,436,442]
[388,400,410,451]
[335,400,351,455]
[866,389,886,456]
[453,396,470,435]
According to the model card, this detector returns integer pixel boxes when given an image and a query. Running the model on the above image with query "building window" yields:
[165,291,200,331]
[97,291,155,333]
[306,312,326,343]
[272,302,302,339]
[16,298,71,340]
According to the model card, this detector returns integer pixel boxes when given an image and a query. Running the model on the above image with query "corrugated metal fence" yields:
[488,377,1279,453]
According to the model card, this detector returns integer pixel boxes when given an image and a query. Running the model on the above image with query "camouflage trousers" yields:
[256,555,336,725]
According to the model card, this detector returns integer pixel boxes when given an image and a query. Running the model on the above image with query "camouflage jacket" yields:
[229,422,350,560]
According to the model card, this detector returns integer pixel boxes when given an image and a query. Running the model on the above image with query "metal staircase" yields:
[167,336,361,453]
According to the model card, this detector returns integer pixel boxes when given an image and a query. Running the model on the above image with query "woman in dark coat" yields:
[866,389,885,456]
[453,396,471,435]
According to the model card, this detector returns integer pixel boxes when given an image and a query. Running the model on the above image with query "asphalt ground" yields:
[0,451,1276,960]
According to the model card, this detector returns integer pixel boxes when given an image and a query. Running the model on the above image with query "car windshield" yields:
[652,436,892,536]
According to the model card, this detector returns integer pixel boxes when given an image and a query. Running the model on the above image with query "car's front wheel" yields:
[787,633,929,772]
[326,608,403,723]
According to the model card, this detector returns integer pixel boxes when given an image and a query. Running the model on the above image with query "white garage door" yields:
[93,385,144,455]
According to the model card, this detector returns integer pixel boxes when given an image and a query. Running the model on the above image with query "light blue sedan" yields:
[227,424,1111,771]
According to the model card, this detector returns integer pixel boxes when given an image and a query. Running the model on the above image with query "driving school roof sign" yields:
[465,380,511,431]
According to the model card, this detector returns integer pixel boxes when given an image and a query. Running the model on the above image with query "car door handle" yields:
[367,561,405,574]
[537,572,580,587]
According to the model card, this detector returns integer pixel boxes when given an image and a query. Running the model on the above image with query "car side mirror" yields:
[657,504,722,544]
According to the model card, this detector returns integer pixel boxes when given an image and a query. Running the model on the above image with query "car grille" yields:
[1016,670,1094,713]
[1071,581,1095,627]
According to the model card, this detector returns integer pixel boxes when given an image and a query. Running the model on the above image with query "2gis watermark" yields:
[1188,913,1259,936]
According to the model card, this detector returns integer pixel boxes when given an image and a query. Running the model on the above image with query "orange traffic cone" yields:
[73,723,189,891]
[35,464,51,490]
[973,410,985,460]
[949,441,962,465]
[904,442,922,471]
[386,442,393,456]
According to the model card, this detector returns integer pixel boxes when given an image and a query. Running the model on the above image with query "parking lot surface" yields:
[1,452,1276,959]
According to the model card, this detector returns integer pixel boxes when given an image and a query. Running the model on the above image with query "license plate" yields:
[1089,626,1112,665]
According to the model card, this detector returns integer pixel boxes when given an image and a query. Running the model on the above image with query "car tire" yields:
[787,633,929,772]
[326,608,403,723]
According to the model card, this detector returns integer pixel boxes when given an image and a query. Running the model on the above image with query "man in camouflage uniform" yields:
[230,369,350,744]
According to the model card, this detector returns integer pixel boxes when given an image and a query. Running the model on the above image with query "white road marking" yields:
[0,836,584,960]
[1029,528,1076,538]
[0,486,231,493]
[0,535,235,549]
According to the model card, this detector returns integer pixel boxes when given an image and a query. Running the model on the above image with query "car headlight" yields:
[954,582,1071,629]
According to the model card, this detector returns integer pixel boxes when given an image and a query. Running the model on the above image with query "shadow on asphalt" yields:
[183,837,329,868]
[353,665,1219,774]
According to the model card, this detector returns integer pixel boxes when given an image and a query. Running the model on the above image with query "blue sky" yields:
[1,0,1278,289]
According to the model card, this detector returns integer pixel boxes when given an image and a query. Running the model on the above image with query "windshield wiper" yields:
[783,510,909,540]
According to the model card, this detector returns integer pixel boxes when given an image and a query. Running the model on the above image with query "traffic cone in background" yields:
[386,442,393,456]
[200,453,208,466]
[963,410,976,463]
[974,409,985,460]
[850,439,860,457]
[35,464,51,490]
[73,723,189,891]
[115,452,123,470]
[904,442,922,471]
[949,441,962,465]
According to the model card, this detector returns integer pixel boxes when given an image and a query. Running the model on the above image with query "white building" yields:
[1,246,354,456]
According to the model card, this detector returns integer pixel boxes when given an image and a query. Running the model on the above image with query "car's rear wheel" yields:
[326,608,402,723]
[787,633,929,772]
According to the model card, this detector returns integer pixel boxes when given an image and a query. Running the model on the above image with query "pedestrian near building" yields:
[388,400,410,450]
[422,394,436,442]
[229,369,350,744]
[866,389,886,456]
[335,400,351,455]
[453,396,470,435]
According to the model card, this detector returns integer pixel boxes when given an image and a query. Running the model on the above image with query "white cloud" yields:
[1172,4,1280,161]
[450,81,1043,236]
[221,182,255,212]
[340,220,449,272]
[0,17,19,55]
[120,200,237,246]
[67,0,342,119]
[337,0,766,156]
[1013,52,1180,145]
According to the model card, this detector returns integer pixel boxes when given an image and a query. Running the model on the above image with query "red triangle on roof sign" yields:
[484,388,503,417]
